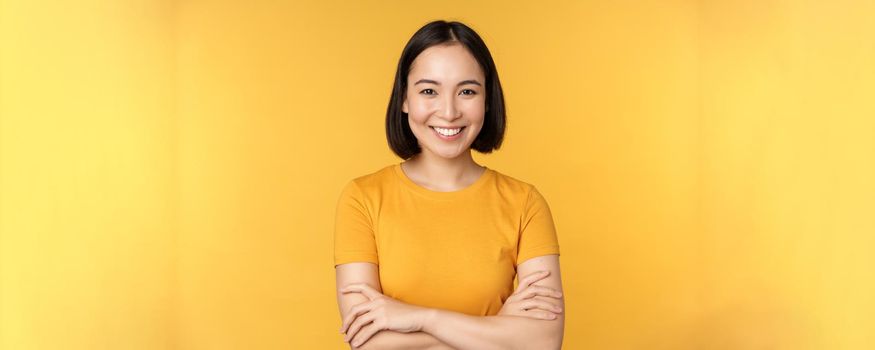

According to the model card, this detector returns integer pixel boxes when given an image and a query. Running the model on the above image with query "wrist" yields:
[419,307,440,333]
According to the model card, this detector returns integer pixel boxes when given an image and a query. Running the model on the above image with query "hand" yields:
[498,270,563,320]
[339,283,432,348]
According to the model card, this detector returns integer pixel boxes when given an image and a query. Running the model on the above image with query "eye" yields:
[419,89,436,95]
[460,89,477,96]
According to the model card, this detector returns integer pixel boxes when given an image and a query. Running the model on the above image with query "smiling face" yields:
[402,43,487,160]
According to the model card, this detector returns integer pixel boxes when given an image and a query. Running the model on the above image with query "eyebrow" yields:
[414,79,482,87]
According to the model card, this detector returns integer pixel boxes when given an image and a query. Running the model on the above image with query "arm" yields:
[352,331,455,350]
[420,255,565,350]
[336,262,456,350]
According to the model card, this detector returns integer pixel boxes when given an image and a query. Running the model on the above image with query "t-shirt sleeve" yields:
[516,185,561,266]
[333,180,379,267]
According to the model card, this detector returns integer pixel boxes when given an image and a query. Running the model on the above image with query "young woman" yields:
[334,20,565,350]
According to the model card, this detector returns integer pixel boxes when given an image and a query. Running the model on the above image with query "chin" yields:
[436,153,461,160]
[431,148,468,159]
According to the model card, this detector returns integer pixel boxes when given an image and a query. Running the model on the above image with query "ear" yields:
[402,97,408,114]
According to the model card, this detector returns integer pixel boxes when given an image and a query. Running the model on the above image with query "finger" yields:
[518,299,562,314]
[518,270,550,290]
[351,322,382,348]
[523,309,558,320]
[344,312,373,342]
[507,285,562,303]
[340,301,374,334]
[506,271,549,303]
[341,283,382,300]
[344,313,375,343]
[518,285,563,301]
[340,303,365,334]
[341,283,379,294]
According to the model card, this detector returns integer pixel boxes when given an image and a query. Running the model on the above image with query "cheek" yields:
[408,98,437,117]
[462,100,486,122]
[405,103,429,126]
[406,95,486,124]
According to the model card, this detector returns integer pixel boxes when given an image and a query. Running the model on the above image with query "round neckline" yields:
[393,162,494,200]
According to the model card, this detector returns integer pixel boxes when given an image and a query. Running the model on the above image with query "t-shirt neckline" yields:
[393,162,493,200]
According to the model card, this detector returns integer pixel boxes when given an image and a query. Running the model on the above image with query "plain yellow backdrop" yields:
[1,0,873,349]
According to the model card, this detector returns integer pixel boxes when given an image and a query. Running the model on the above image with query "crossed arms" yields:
[334,254,565,350]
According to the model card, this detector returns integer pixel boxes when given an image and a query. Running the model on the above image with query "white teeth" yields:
[433,126,462,136]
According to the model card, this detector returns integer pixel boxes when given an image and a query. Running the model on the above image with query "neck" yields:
[402,149,484,191]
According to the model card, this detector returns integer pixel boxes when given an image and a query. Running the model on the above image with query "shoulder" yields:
[340,163,397,198]
[489,168,538,198]
[488,169,556,214]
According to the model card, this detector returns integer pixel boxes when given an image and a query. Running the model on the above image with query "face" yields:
[402,43,486,160]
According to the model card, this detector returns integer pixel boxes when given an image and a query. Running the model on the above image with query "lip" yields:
[430,126,465,141]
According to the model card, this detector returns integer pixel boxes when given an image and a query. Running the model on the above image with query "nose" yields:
[437,95,461,122]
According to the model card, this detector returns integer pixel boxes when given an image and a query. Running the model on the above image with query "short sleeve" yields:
[333,180,379,267]
[516,185,561,266]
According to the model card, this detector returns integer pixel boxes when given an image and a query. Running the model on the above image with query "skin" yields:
[336,42,566,349]
[400,42,487,191]
[337,256,565,349]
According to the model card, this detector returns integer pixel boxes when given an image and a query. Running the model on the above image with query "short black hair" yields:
[386,20,506,160]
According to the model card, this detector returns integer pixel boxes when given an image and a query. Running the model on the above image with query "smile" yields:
[430,126,465,141]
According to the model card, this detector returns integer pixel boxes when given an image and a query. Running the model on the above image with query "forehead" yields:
[408,43,485,81]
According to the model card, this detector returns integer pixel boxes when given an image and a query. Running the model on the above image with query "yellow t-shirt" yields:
[333,162,561,316]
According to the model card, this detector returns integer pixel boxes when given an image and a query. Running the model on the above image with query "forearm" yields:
[420,309,563,350]
[355,330,456,350]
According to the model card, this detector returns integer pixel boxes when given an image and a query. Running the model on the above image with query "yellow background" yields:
[1,0,873,349]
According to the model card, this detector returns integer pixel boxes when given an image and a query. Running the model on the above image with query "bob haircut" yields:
[386,20,507,160]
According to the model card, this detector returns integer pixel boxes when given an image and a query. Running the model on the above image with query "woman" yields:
[334,20,565,350]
